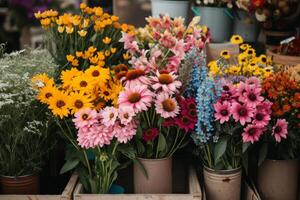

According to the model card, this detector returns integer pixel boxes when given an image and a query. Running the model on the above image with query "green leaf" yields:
[157,133,167,153]
[214,138,227,164]
[258,143,268,166]
[157,117,164,126]
[136,139,145,155]
[118,145,136,159]
[242,142,251,153]
[60,159,79,174]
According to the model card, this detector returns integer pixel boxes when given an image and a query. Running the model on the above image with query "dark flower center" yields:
[162,99,176,112]
[238,107,247,116]
[92,70,100,77]
[80,81,88,87]
[104,91,110,96]
[109,113,114,119]
[274,126,282,133]
[223,86,230,91]
[248,93,257,101]
[124,113,129,119]
[248,128,256,135]
[255,113,264,121]
[128,92,141,103]
[82,113,89,120]
[189,109,197,117]
[45,93,52,98]
[126,69,144,80]
[158,74,173,84]
[248,50,253,55]
[75,100,83,108]
[261,57,267,62]
[181,116,190,124]
[221,109,229,116]
[188,103,196,110]
[56,100,66,108]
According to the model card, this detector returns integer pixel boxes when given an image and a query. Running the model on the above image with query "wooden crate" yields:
[74,167,202,200]
[0,174,78,200]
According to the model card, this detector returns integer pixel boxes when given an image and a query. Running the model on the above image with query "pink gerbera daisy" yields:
[272,119,288,142]
[242,124,263,144]
[240,84,264,107]
[113,121,137,144]
[231,102,254,125]
[73,108,98,129]
[151,71,182,94]
[118,85,153,113]
[214,101,232,124]
[253,111,270,127]
[155,93,180,118]
[100,107,118,127]
[118,106,135,125]
[256,100,272,115]
[246,77,260,87]
[122,69,150,88]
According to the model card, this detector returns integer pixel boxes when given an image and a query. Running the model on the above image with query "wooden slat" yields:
[0,173,78,200]
[74,167,202,200]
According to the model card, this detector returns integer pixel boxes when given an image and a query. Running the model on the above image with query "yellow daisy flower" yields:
[58,26,65,33]
[220,50,230,60]
[105,50,111,57]
[85,66,110,81]
[240,44,250,51]
[258,55,267,64]
[227,65,241,75]
[99,87,113,102]
[230,35,244,45]
[69,91,93,114]
[246,48,256,57]
[60,68,83,89]
[66,26,74,34]
[66,54,75,62]
[110,48,117,54]
[48,90,71,118]
[78,30,87,37]
[31,73,53,90]
[123,52,131,60]
[102,37,111,44]
[76,51,83,58]
[37,83,59,104]
[71,75,96,94]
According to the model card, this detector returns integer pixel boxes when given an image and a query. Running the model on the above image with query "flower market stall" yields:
[0,1,299,200]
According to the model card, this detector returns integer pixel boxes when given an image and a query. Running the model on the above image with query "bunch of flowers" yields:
[117,68,196,158]
[261,71,300,159]
[35,3,134,74]
[193,74,286,170]
[120,15,211,73]
[194,0,234,8]
[208,35,273,81]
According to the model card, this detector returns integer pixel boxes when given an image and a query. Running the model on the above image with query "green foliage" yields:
[0,49,57,176]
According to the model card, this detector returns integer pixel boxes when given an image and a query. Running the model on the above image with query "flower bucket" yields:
[151,0,189,20]
[0,174,39,194]
[258,159,299,200]
[267,49,300,67]
[193,6,233,43]
[233,10,259,42]
[134,157,172,193]
[203,167,242,200]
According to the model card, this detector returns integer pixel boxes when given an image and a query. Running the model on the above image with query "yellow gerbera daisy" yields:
[85,65,110,82]
[71,74,96,94]
[31,73,53,90]
[220,50,230,60]
[60,68,83,89]
[230,35,244,45]
[37,83,59,104]
[48,90,71,118]
[69,91,93,114]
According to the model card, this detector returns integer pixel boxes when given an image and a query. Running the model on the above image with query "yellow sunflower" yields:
[220,50,230,60]
[48,90,71,118]
[71,74,96,94]
[258,55,267,65]
[262,67,273,78]
[240,44,250,51]
[208,61,221,76]
[227,65,241,75]
[85,65,110,82]
[31,73,53,90]
[109,80,124,106]
[230,35,244,45]
[37,83,59,104]
[69,91,93,114]
[99,87,113,102]
[60,68,83,89]
[245,48,256,57]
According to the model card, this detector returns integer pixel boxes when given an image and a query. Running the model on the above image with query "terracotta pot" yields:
[0,174,39,194]
[258,159,299,200]
[134,157,172,194]
[267,49,300,67]
[203,167,242,200]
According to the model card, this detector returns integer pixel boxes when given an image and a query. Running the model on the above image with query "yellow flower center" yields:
[162,99,176,112]
[128,92,141,103]
[158,74,173,84]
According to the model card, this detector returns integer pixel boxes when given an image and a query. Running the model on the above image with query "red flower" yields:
[142,128,159,142]
[174,116,196,133]
[252,0,265,8]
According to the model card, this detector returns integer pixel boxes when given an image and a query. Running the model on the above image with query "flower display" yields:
[208,35,273,80]
[120,15,210,73]
[195,0,233,8]
[32,4,138,194]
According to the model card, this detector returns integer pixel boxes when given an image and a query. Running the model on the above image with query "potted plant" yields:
[151,0,191,21]
[33,4,138,194]
[233,1,259,42]
[119,15,210,193]
[0,49,56,194]
[192,0,234,42]
[258,71,300,200]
